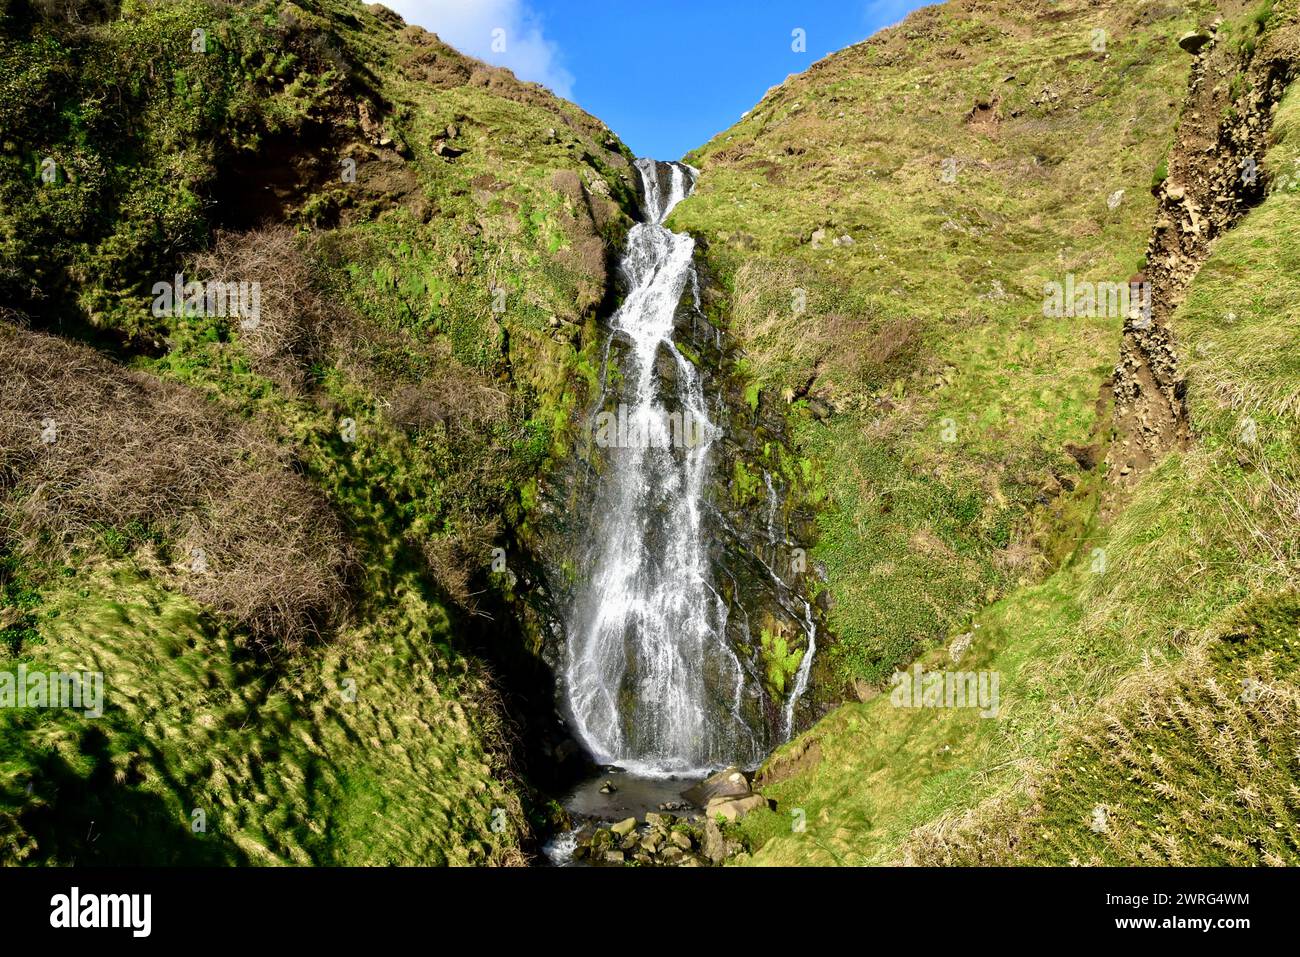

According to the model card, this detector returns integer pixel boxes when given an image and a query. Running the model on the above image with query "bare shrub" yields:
[28,0,120,26]
[407,515,501,613]
[822,313,917,379]
[862,317,917,368]
[0,323,352,651]
[188,227,337,391]
[386,371,508,438]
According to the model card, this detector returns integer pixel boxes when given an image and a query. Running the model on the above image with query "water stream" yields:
[559,158,814,779]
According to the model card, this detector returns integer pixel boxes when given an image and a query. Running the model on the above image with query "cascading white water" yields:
[562,159,760,773]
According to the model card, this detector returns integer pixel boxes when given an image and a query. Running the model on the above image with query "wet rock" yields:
[599,780,618,794]
[705,794,767,823]
[702,819,730,865]
[610,817,637,838]
[644,811,673,828]
[669,829,693,851]
[681,766,751,806]
[603,850,625,865]
[553,738,580,765]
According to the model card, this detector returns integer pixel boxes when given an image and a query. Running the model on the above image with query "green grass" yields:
[0,559,526,865]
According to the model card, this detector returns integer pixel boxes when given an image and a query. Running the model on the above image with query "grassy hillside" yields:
[674,0,1199,691]
[0,0,638,864]
[670,0,1300,864]
[4,0,1295,870]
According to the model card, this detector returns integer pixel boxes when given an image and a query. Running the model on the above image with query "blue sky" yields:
[381,1,931,159]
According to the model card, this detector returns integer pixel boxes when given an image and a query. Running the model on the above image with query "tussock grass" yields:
[904,598,1300,865]
[0,563,529,865]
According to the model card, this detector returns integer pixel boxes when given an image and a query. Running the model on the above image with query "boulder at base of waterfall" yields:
[682,766,751,806]
[706,794,768,823]
[669,829,694,851]
[702,819,730,865]
[610,817,637,837]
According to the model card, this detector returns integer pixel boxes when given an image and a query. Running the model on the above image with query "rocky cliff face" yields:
[1109,10,1300,482]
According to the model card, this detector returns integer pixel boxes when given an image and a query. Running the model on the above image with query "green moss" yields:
[731,459,761,505]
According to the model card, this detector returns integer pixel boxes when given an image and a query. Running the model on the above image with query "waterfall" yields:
[561,158,813,774]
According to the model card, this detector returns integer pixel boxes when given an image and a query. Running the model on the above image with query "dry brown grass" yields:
[899,776,1044,866]
[0,322,352,651]
[406,515,501,613]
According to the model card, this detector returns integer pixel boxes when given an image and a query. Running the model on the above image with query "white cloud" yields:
[379,0,575,99]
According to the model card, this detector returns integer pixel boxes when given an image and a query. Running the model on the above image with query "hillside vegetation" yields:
[4,0,1296,869]
[671,0,1300,864]
[0,0,638,863]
